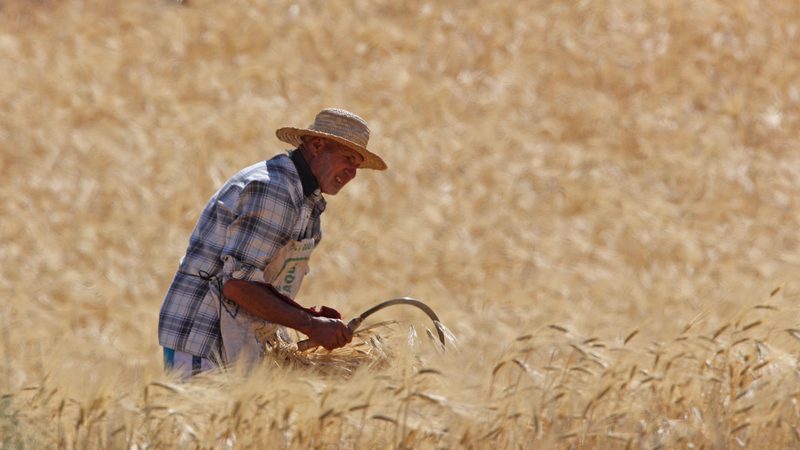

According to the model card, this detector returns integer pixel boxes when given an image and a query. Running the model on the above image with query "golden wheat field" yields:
[2,0,800,448]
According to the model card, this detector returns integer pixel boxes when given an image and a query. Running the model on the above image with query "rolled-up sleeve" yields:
[219,178,296,285]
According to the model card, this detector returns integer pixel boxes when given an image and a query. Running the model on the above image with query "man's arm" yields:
[222,279,352,350]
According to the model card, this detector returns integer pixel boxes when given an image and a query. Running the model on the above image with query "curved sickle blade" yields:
[356,297,445,344]
[297,297,446,351]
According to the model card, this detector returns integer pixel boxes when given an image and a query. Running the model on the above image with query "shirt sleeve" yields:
[219,177,296,285]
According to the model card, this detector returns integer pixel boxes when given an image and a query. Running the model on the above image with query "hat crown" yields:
[308,108,370,147]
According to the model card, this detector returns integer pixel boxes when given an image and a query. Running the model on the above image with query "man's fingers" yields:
[330,325,350,349]
[344,328,353,344]
[335,329,347,348]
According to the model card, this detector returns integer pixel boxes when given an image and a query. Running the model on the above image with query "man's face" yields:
[309,139,364,195]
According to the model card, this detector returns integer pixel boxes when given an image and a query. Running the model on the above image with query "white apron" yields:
[219,238,315,366]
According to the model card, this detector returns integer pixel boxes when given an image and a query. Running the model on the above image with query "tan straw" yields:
[276,108,387,170]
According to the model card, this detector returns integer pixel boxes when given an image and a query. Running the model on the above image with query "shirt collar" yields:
[290,149,320,197]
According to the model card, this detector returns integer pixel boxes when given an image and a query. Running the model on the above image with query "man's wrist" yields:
[297,311,316,336]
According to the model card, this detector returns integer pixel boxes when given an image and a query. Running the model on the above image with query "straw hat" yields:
[276,108,387,170]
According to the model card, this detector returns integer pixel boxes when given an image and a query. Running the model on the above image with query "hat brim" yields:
[275,127,387,171]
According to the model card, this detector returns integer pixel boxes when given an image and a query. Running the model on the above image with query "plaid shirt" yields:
[158,152,326,358]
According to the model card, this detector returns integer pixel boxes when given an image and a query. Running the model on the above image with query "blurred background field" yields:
[2,0,800,448]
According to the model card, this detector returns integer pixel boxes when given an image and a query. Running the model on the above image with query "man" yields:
[158,108,387,377]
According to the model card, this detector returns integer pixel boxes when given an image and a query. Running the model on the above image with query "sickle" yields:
[296,297,446,352]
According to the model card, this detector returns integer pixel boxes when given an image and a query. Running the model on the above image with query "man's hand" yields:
[304,316,353,350]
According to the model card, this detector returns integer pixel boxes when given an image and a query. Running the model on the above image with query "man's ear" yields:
[307,137,326,156]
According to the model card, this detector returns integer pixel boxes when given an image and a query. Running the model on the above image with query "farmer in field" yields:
[158,108,387,378]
